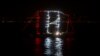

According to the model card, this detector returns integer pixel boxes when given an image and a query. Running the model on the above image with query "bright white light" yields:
[44,10,63,56]
[45,10,62,34]
[55,31,61,36]
[44,37,52,48]
[55,38,63,49]
[44,48,52,56]
[44,37,63,56]
[44,37,53,56]
[55,38,63,56]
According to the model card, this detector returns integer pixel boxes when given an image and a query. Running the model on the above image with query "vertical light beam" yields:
[55,37,63,56]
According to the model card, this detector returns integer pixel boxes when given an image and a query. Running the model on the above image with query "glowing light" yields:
[44,37,53,56]
[44,10,63,56]
[44,37,52,48]
[45,10,62,34]
[55,38,63,49]
[35,38,41,45]
[44,48,52,56]
[55,38,63,56]
[55,31,61,36]
[44,37,63,56]
[55,51,63,56]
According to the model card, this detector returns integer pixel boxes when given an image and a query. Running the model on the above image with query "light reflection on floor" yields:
[44,37,63,56]
[44,37,53,56]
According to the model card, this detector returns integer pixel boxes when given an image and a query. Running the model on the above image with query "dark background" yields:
[0,0,99,56]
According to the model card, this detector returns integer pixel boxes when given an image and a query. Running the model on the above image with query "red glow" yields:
[65,13,75,50]
[35,38,41,46]
[36,16,40,20]
[35,10,41,35]
[34,38,42,56]
[36,32,40,35]
[36,24,40,28]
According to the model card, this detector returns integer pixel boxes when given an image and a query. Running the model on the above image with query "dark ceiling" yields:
[0,0,98,18]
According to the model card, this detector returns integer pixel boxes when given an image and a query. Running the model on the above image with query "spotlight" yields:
[55,31,61,36]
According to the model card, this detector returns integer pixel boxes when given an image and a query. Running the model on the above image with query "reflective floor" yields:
[44,37,63,56]
[34,37,74,56]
